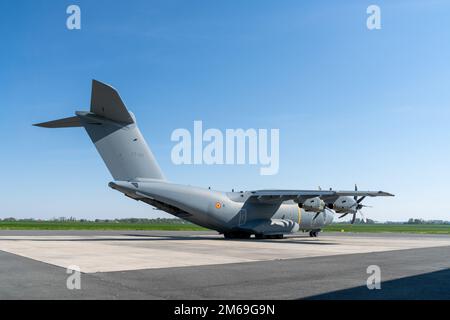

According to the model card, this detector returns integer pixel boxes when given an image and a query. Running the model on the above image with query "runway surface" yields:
[0,230,449,299]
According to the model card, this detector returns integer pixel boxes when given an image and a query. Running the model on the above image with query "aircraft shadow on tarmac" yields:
[122,233,337,245]
[304,268,450,300]
[0,234,337,245]
[87,233,338,245]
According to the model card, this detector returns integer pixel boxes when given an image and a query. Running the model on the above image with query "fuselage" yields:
[110,180,334,235]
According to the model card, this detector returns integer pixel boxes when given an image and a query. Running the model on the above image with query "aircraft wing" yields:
[248,189,394,204]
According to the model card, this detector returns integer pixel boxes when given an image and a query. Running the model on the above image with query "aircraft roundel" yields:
[215,202,222,209]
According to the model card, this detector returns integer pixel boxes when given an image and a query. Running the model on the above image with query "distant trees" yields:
[335,218,377,225]
[332,218,450,225]
[0,217,194,224]
[406,218,449,225]
[407,218,425,224]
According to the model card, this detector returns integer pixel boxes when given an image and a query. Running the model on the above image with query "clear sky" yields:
[1,0,449,221]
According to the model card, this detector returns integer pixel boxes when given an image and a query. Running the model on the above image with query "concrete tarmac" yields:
[0,230,449,299]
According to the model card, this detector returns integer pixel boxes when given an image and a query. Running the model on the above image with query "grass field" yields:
[323,224,450,234]
[0,221,449,234]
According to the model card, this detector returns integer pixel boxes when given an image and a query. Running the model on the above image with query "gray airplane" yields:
[34,80,394,239]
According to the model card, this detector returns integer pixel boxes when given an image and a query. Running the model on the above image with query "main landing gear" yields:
[309,230,320,237]
[255,234,284,240]
[223,232,251,239]
[223,232,284,240]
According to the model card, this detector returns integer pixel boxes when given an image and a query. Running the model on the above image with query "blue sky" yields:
[1,0,449,221]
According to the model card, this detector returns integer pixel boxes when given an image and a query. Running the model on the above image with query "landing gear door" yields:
[238,209,247,226]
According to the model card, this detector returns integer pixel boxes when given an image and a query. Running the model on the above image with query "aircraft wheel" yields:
[254,234,283,239]
[224,232,251,239]
[267,234,283,239]
[223,232,234,239]
[309,231,319,237]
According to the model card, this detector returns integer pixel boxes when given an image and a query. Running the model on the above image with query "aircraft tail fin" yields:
[34,80,166,182]
[90,80,135,124]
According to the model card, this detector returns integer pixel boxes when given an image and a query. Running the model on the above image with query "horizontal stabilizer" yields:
[33,116,82,128]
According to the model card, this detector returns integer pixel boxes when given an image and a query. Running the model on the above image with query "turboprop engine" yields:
[300,197,325,212]
[332,185,371,224]
[333,196,357,214]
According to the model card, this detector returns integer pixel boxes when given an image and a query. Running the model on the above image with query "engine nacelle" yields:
[333,196,357,214]
[301,197,325,212]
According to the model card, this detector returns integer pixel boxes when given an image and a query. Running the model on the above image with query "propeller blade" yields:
[354,184,358,201]
[351,213,357,224]
[357,196,366,204]
[313,212,321,220]
[339,213,349,219]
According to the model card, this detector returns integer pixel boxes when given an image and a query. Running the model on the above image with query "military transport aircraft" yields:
[34,80,393,239]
